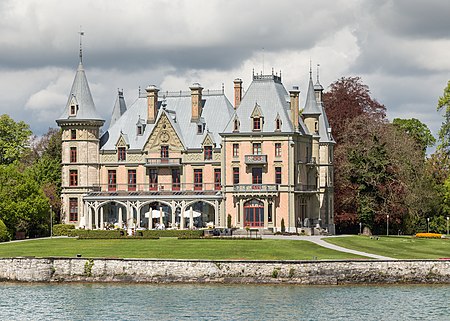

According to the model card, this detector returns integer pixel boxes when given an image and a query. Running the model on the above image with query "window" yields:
[194,169,203,190]
[252,167,262,185]
[275,167,282,184]
[172,169,180,191]
[108,170,116,191]
[69,198,78,221]
[70,147,77,163]
[233,144,239,157]
[71,129,76,140]
[214,168,221,190]
[275,143,281,157]
[253,117,261,131]
[252,143,262,155]
[128,169,136,191]
[118,147,126,161]
[69,170,78,186]
[276,118,281,131]
[149,169,158,191]
[204,146,213,160]
[233,167,239,185]
[137,125,143,136]
[268,202,273,223]
[197,124,203,134]
[314,121,318,133]
[161,146,169,159]
[70,105,77,116]
[244,199,264,227]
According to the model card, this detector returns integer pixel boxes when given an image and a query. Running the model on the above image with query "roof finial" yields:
[78,27,85,63]
[316,64,320,83]
[309,59,312,79]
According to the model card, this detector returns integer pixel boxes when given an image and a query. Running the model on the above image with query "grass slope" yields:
[324,236,450,259]
[0,238,366,260]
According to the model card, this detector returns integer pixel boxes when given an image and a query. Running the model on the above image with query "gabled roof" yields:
[318,102,335,144]
[57,62,104,123]
[223,74,296,133]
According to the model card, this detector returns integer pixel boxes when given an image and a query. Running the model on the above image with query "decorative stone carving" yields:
[144,113,184,152]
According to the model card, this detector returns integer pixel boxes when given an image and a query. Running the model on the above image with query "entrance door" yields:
[244,199,264,227]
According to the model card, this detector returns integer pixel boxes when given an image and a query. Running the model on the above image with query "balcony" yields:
[145,158,181,167]
[233,184,278,194]
[245,154,267,165]
[91,183,221,195]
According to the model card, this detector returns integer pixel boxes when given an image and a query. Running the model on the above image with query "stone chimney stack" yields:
[190,83,203,121]
[233,78,243,109]
[146,85,159,124]
[290,86,300,131]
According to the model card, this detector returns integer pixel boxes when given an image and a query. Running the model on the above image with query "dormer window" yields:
[275,118,282,131]
[197,124,204,135]
[233,118,240,132]
[204,146,213,160]
[137,125,143,136]
[70,104,77,116]
[253,117,261,131]
[118,147,126,161]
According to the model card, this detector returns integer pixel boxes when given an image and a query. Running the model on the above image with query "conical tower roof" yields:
[302,75,322,115]
[57,62,104,123]
[110,89,127,127]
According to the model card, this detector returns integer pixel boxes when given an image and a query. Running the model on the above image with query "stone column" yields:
[171,206,175,229]
[180,207,185,230]
[263,199,269,228]
[189,207,194,229]
[214,200,219,227]
[118,207,123,229]
[159,206,163,226]
[87,206,92,230]
[94,208,99,229]
[149,207,153,229]
[239,199,244,228]
[100,207,104,230]
[136,207,141,228]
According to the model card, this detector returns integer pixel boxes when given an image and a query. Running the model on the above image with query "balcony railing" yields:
[145,158,181,167]
[245,154,267,165]
[295,184,317,192]
[92,182,221,193]
[233,184,278,193]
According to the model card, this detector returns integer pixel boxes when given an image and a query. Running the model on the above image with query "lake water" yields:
[0,283,449,320]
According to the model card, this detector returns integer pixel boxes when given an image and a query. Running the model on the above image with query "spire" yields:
[110,89,127,127]
[314,63,324,91]
[78,27,84,64]
[303,72,322,116]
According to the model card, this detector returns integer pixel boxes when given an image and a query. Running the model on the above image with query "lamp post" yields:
[427,217,430,233]
[359,222,362,235]
[446,217,449,236]
[50,205,53,238]
[386,215,389,236]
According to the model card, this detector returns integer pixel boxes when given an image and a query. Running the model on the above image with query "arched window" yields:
[233,118,240,132]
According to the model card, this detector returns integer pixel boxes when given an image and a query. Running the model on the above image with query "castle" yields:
[56,58,335,234]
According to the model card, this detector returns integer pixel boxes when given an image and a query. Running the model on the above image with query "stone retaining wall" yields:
[0,258,449,284]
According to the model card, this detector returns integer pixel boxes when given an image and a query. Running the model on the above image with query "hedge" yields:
[52,224,76,236]
[0,219,10,242]
[415,233,443,239]
[141,230,204,238]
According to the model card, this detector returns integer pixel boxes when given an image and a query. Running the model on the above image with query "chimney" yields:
[190,83,203,121]
[146,85,159,124]
[233,78,243,109]
[290,86,300,131]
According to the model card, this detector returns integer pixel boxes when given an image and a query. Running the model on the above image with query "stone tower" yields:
[56,61,104,227]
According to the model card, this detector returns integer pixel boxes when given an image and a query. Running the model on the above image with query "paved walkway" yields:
[262,235,395,260]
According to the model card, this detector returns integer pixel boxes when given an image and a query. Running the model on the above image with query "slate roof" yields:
[302,76,322,116]
[223,74,307,134]
[100,90,234,150]
[110,90,127,127]
[57,62,104,122]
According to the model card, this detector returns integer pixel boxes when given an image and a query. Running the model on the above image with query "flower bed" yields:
[415,233,443,239]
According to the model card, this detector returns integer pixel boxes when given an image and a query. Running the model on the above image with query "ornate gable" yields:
[116,133,129,148]
[202,131,215,146]
[251,102,263,118]
[144,111,184,152]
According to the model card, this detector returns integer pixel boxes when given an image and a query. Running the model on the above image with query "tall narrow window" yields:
[149,169,158,191]
[214,168,221,190]
[172,169,180,191]
[275,167,282,184]
[137,125,143,136]
[233,119,239,131]
[128,169,136,191]
[161,146,169,159]
[194,169,203,190]
[252,143,262,155]
[252,167,262,185]
[69,198,78,221]
[253,117,261,131]
[118,147,126,161]
[233,143,239,157]
[71,129,76,140]
[275,143,281,157]
[275,118,281,131]
[69,170,78,186]
[233,167,240,185]
[204,146,213,160]
[70,147,77,163]
[108,170,117,191]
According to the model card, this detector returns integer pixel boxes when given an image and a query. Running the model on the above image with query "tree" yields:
[0,114,32,165]
[323,77,386,143]
[393,118,436,154]
[437,80,450,153]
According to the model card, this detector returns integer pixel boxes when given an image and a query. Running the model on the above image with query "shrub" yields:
[281,218,286,233]
[0,219,10,242]
[227,214,232,228]
[415,233,442,239]
[70,229,122,239]
[141,230,204,238]
[53,224,75,236]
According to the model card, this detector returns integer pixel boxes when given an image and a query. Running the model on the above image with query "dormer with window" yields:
[136,116,146,136]
[202,132,215,161]
[233,115,240,132]
[251,103,264,132]
[116,133,129,162]
[69,96,78,117]
[275,114,282,131]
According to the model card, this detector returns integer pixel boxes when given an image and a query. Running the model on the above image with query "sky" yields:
[0,0,449,143]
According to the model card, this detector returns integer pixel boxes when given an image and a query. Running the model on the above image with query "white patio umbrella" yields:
[180,210,201,218]
[144,210,167,218]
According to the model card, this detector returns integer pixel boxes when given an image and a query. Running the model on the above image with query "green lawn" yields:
[324,235,450,259]
[0,237,366,260]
